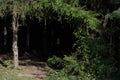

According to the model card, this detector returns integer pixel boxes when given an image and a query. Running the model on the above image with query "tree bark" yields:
[12,6,19,69]
[103,14,109,28]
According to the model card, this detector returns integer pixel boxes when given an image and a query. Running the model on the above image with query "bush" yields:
[47,29,118,80]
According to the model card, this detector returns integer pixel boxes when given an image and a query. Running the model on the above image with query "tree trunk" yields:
[12,7,19,69]
[43,18,48,55]
[26,26,30,52]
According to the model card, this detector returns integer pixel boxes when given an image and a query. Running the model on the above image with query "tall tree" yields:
[11,0,30,69]
[12,4,19,69]
[0,0,30,69]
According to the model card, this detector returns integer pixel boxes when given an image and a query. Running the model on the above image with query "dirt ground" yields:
[0,54,50,80]
[18,60,50,80]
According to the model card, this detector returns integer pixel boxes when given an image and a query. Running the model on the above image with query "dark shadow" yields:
[18,17,75,61]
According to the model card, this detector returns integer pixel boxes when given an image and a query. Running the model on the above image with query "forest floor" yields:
[0,60,50,80]
[18,60,50,80]
[0,54,50,80]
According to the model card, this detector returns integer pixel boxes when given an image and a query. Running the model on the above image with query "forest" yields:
[0,0,120,80]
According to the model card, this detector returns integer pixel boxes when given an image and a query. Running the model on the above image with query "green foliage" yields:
[48,56,63,68]
[2,60,11,66]
[45,65,95,80]
[109,8,120,19]
[63,0,79,7]
[87,37,117,79]
[52,0,100,29]
[0,0,31,22]
[44,72,95,80]
[28,0,100,30]
[47,6,118,79]
[47,36,117,79]
[46,0,110,80]
[0,0,7,17]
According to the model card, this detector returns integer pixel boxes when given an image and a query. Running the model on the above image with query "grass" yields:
[0,67,35,80]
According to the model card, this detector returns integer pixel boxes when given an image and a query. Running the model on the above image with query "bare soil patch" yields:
[19,60,50,80]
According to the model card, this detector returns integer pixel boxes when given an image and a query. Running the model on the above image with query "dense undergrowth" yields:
[45,26,120,80]
[45,8,120,80]
[45,36,120,80]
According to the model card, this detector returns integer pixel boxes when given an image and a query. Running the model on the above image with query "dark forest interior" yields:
[0,17,75,60]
